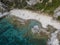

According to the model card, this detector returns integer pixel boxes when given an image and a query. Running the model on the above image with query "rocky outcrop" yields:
[53,6,60,20]
[26,0,43,6]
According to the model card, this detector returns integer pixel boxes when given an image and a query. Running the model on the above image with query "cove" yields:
[0,16,47,45]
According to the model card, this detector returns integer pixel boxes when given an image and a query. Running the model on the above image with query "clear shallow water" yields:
[0,17,47,45]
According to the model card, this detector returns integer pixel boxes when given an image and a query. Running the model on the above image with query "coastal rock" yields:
[53,6,60,20]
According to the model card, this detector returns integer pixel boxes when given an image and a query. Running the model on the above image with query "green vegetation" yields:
[1,0,60,14]
[57,16,60,20]
[32,0,60,14]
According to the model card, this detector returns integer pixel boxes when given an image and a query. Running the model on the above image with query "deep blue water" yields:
[0,18,47,45]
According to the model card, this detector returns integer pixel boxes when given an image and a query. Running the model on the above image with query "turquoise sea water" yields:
[0,17,47,45]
